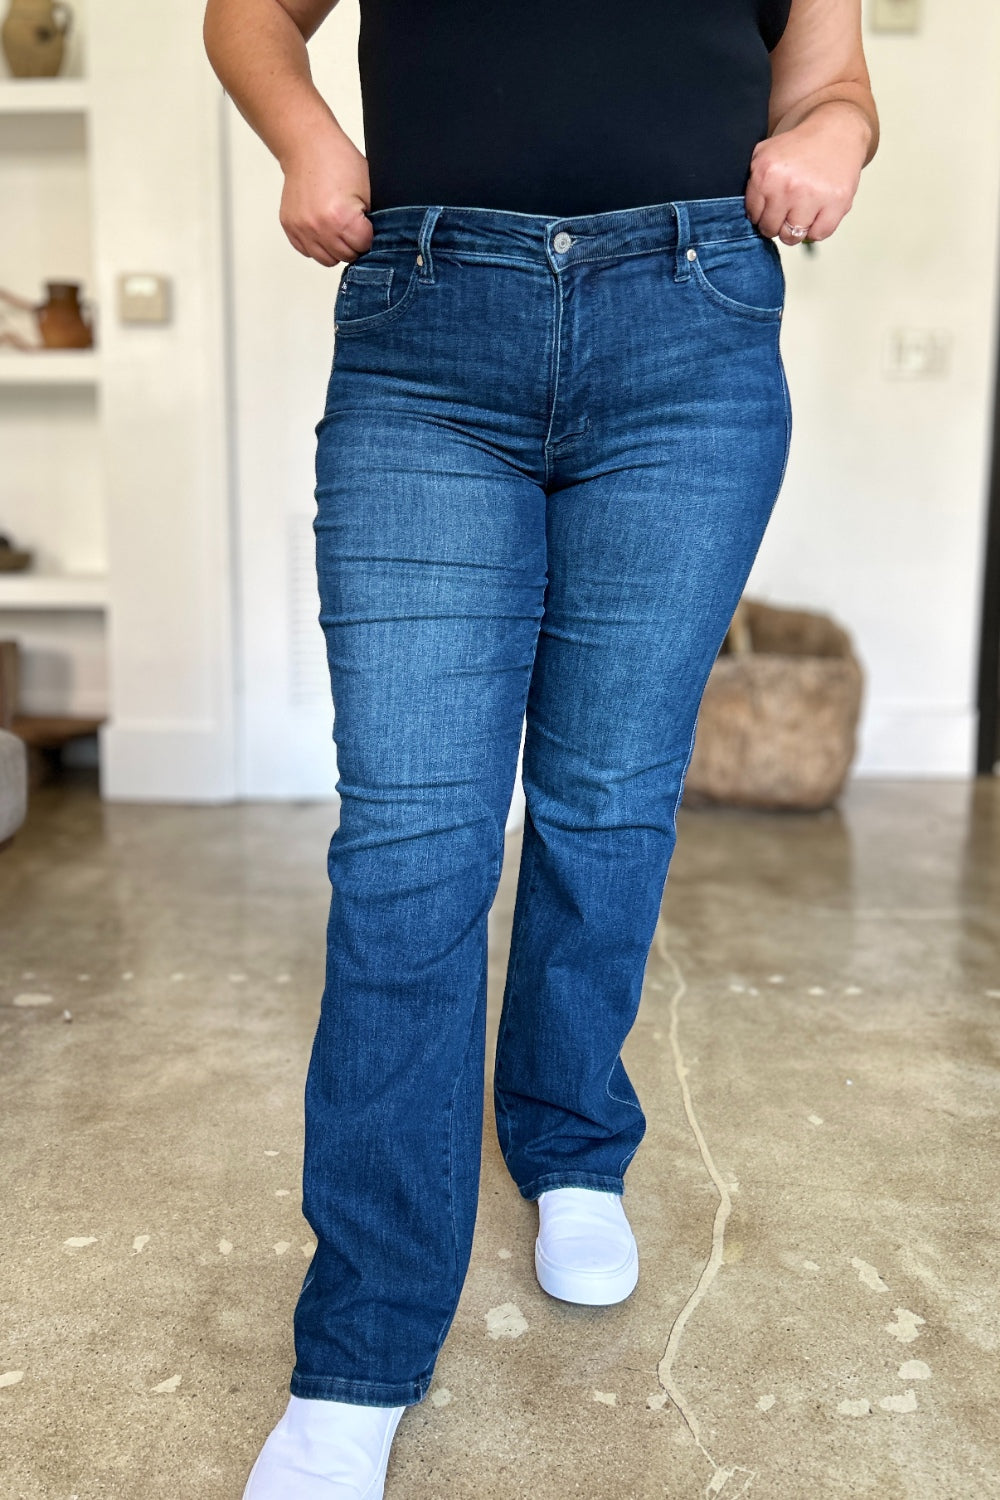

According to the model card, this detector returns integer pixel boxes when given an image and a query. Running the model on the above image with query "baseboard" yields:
[99,722,237,802]
[854,703,978,778]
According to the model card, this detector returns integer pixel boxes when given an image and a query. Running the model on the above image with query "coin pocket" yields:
[333,255,423,336]
[337,264,394,323]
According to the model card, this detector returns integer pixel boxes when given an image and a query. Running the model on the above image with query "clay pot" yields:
[35,281,92,348]
[0,279,94,349]
[0,534,33,572]
[1,0,73,79]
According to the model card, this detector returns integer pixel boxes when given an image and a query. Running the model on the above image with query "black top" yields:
[358,1,794,218]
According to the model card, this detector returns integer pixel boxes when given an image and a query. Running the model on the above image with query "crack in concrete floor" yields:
[647,930,756,1497]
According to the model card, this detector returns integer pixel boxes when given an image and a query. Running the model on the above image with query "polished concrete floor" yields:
[2,773,999,1499]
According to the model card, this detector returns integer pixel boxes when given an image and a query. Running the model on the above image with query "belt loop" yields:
[672,201,692,283]
[417,206,442,282]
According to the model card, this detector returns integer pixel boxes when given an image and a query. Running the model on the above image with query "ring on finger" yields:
[783,221,809,240]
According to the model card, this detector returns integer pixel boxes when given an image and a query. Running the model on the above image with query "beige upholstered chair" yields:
[0,640,28,849]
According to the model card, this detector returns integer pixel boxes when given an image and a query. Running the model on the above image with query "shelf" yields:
[0,351,100,386]
[0,572,108,610]
[0,79,90,115]
[10,713,106,747]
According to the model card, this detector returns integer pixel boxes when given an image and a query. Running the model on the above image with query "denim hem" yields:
[516,1170,626,1202]
[289,1369,429,1407]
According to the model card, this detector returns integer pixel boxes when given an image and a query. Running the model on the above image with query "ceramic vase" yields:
[1,0,73,79]
[36,281,92,348]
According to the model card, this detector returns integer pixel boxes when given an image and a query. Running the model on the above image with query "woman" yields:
[203,2,878,1495]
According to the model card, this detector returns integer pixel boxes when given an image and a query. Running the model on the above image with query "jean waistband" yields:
[363,196,764,271]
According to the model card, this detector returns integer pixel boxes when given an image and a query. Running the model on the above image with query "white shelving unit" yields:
[2,5,245,800]
[0,79,90,114]
[0,571,108,610]
[0,57,108,726]
[0,350,100,385]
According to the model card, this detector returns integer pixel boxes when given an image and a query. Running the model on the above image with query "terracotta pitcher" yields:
[1,0,73,79]
[0,281,93,349]
[36,281,92,347]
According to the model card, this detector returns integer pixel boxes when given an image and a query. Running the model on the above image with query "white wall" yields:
[222,3,364,799]
[746,3,1000,775]
[89,0,236,800]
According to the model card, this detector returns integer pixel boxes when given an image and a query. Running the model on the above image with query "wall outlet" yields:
[871,0,921,33]
[118,273,172,325]
[884,327,952,379]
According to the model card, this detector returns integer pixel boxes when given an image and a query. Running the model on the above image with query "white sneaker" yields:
[242,1394,406,1499]
[534,1187,639,1306]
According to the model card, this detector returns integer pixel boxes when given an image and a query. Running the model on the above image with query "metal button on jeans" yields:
[552,231,573,253]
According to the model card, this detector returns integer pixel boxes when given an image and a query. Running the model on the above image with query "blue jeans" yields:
[291,196,792,1406]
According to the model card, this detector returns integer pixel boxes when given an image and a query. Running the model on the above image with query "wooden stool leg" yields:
[0,639,20,730]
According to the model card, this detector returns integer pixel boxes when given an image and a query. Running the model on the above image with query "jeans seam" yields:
[542,275,563,487]
[493,822,540,1162]
[776,344,793,494]
[423,930,488,1376]
[568,234,760,272]
[606,1054,645,1180]
[617,1143,641,1176]
[433,251,546,271]
[376,237,762,278]
[519,1169,626,1201]
[366,194,750,226]
[605,726,701,1182]
[289,1370,430,1406]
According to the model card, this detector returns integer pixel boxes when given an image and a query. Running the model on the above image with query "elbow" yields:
[202,1,225,74]
[202,8,216,67]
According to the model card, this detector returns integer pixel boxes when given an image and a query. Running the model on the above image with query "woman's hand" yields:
[204,0,371,264]
[278,127,374,267]
[746,100,872,247]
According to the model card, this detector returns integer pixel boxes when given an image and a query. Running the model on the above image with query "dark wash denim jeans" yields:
[291,196,792,1406]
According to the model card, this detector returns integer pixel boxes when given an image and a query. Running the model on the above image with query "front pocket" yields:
[688,234,785,322]
[334,255,420,336]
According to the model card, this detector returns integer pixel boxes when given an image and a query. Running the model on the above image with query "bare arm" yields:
[203,0,373,265]
[748,0,880,244]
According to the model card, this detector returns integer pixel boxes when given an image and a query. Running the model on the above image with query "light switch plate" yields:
[884,327,951,379]
[118,273,172,325]
[871,0,921,33]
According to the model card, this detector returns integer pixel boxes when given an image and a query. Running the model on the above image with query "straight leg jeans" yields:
[291,196,792,1406]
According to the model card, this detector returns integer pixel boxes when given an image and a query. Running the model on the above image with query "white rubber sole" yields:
[534,1236,639,1306]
